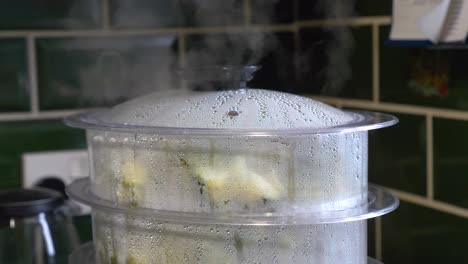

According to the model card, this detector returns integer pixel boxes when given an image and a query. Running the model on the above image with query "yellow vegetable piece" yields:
[116,160,147,206]
[121,160,147,187]
[127,255,144,264]
[194,156,286,203]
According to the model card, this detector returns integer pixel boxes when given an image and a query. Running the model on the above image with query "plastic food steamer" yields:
[66,67,399,264]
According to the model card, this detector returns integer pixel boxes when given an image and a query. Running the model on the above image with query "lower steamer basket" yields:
[70,242,385,264]
[67,178,398,264]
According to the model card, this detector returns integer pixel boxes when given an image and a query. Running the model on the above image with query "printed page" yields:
[390,0,444,40]
[419,0,452,43]
[439,0,468,42]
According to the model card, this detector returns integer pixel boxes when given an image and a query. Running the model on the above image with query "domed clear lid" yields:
[95,89,355,129]
[65,66,397,135]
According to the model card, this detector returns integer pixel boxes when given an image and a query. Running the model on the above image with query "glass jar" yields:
[0,188,80,264]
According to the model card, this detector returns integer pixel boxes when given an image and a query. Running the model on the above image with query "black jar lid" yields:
[0,188,64,218]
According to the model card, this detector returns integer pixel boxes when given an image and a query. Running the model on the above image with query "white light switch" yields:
[22,149,91,215]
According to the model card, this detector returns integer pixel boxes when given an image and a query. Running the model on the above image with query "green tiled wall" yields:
[0,120,85,189]
[367,219,376,258]
[109,0,244,28]
[433,118,468,209]
[37,35,179,110]
[298,26,373,97]
[382,202,468,263]
[369,113,427,195]
[109,1,186,28]
[0,0,101,29]
[298,0,391,19]
[184,32,296,91]
[0,38,29,112]
[0,0,466,262]
[251,0,294,24]
[380,26,468,111]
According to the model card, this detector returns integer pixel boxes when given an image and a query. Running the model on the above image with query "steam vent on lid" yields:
[65,65,399,264]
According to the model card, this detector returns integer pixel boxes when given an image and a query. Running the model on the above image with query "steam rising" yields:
[320,0,356,96]
[185,0,278,68]
[64,0,355,104]
[185,32,274,67]
[65,0,281,104]
[76,37,177,105]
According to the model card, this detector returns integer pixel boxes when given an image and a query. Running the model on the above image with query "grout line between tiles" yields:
[308,95,468,121]
[426,115,434,200]
[0,26,294,38]
[244,0,252,25]
[375,217,382,261]
[26,36,39,114]
[101,0,111,30]
[0,109,90,122]
[0,24,294,38]
[387,187,468,219]
[0,16,392,38]
[372,24,380,103]
[296,16,391,27]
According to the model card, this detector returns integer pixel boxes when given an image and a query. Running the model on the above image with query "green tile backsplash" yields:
[109,0,185,28]
[182,0,244,27]
[298,26,373,98]
[0,1,466,262]
[73,215,93,243]
[0,119,85,189]
[185,32,274,67]
[250,0,294,24]
[185,32,296,92]
[367,219,376,258]
[298,0,391,20]
[355,0,392,16]
[37,35,179,110]
[109,0,244,28]
[298,0,351,20]
[369,113,427,195]
[380,26,468,111]
[0,0,101,29]
[434,118,468,209]
[247,32,296,92]
[382,201,468,263]
[0,38,29,112]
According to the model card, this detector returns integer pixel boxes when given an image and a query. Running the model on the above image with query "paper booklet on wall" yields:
[389,0,468,46]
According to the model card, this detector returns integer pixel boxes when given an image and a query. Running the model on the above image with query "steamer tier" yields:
[66,67,399,264]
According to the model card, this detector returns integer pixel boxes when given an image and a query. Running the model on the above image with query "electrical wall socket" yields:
[22,149,91,215]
